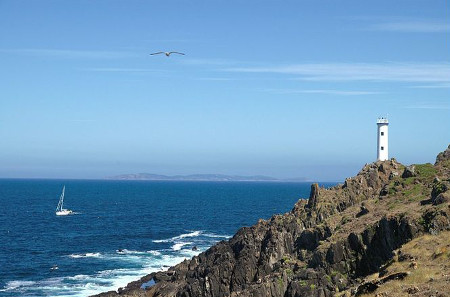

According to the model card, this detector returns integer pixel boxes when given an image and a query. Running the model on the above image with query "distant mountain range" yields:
[106,173,308,182]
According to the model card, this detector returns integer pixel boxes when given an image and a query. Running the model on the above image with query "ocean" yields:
[0,179,335,297]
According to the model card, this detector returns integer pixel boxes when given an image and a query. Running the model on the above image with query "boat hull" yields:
[56,209,73,216]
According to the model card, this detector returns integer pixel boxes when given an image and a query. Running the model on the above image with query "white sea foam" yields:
[176,230,202,239]
[67,274,90,281]
[3,231,231,296]
[116,249,147,255]
[68,252,102,258]
[179,248,201,258]
[153,230,202,243]
[147,250,162,256]
[202,232,232,239]
[171,242,192,251]
[1,280,36,291]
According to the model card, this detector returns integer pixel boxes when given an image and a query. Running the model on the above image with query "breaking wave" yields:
[0,231,230,297]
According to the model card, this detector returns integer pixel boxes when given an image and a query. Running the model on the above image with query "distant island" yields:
[106,173,309,182]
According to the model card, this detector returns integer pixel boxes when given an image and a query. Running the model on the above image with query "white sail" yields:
[56,186,73,216]
[56,186,65,212]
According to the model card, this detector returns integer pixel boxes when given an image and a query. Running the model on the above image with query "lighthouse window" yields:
[381,132,384,136]
[381,146,384,150]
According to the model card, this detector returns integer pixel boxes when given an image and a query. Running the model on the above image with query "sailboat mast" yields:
[56,186,65,212]
[61,186,65,209]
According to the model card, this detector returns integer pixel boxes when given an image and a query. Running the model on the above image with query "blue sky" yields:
[0,0,449,181]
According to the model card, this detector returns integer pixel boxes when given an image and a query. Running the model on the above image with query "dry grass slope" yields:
[355,231,450,297]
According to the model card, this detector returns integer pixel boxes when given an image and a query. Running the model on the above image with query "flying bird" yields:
[150,51,185,57]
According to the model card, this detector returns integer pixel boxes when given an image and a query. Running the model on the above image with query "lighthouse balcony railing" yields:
[377,118,389,124]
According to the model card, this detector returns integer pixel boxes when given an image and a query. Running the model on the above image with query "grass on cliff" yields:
[324,160,441,254]
[415,163,437,179]
[357,231,450,297]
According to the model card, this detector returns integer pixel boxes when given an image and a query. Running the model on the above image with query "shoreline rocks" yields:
[92,144,450,297]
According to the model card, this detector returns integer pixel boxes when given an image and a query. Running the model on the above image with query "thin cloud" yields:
[369,21,450,32]
[196,77,236,81]
[226,63,450,83]
[408,83,450,89]
[403,104,450,110]
[182,58,240,66]
[0,48,137,59]
[265,89,380,96]
[85,68,165,73]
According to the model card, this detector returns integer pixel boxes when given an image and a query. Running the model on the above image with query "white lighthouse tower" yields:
[377,117,389,161]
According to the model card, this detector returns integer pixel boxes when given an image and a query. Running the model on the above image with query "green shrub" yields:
[415,163,437,178]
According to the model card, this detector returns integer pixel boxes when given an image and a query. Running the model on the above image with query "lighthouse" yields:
[377,117,389,161]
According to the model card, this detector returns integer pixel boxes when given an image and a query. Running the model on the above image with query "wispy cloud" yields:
[265,89,380,96]
[226,63,450,83]
[181,58,240,66]
[0,48,137,59]
[84,68,165,73]
[408,83,450,89]
[403,104,450,110]
[196,77,236,81]
[369,21,450,32]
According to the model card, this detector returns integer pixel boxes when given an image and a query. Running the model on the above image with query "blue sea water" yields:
[0,179,335,297]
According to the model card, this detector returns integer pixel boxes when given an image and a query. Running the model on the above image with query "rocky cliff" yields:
[93,145,450,297]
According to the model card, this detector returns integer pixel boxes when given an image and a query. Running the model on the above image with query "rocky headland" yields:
[93,145,450,297]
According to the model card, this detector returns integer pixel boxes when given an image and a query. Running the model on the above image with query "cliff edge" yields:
[93,145,450,297]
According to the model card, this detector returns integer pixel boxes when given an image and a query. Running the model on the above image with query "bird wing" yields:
[150,52,164,55]
[169,52,185,55]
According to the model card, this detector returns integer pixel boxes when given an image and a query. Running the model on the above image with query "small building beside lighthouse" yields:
[377,117,389,161]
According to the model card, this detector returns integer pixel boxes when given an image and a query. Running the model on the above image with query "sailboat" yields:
[55,186,73,216]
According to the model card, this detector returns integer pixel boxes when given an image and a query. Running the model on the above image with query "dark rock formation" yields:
[356,203,369,217]
[431,180,449,205]
[402,165,416,178]
[307,183,320,209]
[436,144,450,165]
[433,192,449,205]
[92,145,450,297]
[355,272,409,295]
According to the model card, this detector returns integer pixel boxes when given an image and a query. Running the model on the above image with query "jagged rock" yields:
[355,272,409,296]
[397,251,416,262]
[435,144,450,165]
[379,185,389,196]
[378,164,386,174]
[367,168,380,188]
[420,198,433,205]
[355,281,379,295]
[406,286,420,294]
[421,209,450,235]
[307,183,320,209]
[389,171,399,180]
[431,181,449,202]
[356,204,370,217]
[296,228,328,251]
[91,145,450,297]
[402,165,416,178]
[433,192,450,205]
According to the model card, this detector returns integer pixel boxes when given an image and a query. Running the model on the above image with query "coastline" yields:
[92,145,450,297]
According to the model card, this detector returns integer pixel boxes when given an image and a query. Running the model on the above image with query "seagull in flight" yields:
[150,51,185,57]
